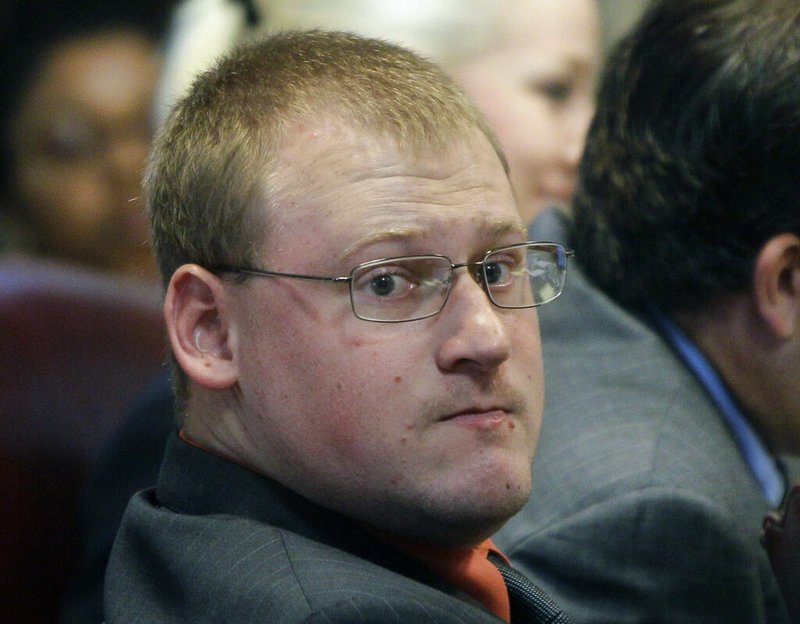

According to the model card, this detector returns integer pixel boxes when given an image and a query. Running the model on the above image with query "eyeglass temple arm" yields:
[213,267,351,283]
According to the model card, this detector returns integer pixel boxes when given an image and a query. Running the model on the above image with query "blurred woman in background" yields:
[451,0,599,221]
[0,0,172,278]
[158,0,601,223]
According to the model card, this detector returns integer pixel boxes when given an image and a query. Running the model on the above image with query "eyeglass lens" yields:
[349,243,567,322]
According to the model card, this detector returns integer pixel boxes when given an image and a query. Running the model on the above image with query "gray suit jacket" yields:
[494,211,790,623]
[105,434,510,623]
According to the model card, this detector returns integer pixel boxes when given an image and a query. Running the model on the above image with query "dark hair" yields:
[572,0,800,313]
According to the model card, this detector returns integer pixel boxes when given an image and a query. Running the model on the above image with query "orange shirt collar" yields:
[382,536,511,622]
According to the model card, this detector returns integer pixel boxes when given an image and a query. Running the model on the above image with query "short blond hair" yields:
[146,29,508,403]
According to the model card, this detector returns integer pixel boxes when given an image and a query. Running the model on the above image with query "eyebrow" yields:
[337,217,527,264]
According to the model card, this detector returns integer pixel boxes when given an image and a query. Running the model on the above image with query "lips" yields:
[429,388,527,429]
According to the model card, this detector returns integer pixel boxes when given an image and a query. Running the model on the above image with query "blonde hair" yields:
[154,0,500,122]
[148,29,505,282]
[147,30,508,403]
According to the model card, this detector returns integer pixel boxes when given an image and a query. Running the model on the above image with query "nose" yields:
[435,271,513,374]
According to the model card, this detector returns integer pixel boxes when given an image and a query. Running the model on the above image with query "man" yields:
[496,0,800,622]
[63,2,598,619]
[104,30,572,623]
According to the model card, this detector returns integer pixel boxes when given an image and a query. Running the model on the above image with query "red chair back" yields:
[0,256,166,623]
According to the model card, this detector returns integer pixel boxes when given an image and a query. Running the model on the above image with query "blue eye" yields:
[355,267,418,301]
[369,273,399,297]
[484,258,517,287]
[485,262,504,285]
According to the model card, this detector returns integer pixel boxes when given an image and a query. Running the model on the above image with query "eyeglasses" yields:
[212,241,573,323]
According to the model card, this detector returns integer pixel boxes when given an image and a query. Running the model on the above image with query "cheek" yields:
[14,158,62,212]
[18,160,110,228]
[312,335,423,456]
[323,338,405,412]
[244,312,411,435]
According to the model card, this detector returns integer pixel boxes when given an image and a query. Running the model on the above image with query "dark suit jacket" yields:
[105,433,510,623]
[61,371,174,624]
[494,210,790,623]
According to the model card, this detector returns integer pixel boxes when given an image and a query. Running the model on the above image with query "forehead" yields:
[263,117,521,257]
[493,0,600,62]
[27,32,158,117]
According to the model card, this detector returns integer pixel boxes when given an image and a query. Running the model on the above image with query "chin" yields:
[433,494,530,547]
[438,476,533,544]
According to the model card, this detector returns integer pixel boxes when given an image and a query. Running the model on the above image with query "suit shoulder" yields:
[497,487,788,624]
[532,276,760,518]
[300,595,502,623]
[106,492,500,623]
[277,532,501,623]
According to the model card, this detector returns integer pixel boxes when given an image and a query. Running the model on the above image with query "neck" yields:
[182,386,270,471]
[671,294,800,453]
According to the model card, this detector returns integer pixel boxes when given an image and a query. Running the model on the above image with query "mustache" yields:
[422,377,532,422]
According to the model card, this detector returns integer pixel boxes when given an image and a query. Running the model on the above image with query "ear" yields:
[165,264,239,389]
[753,233,800,340]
